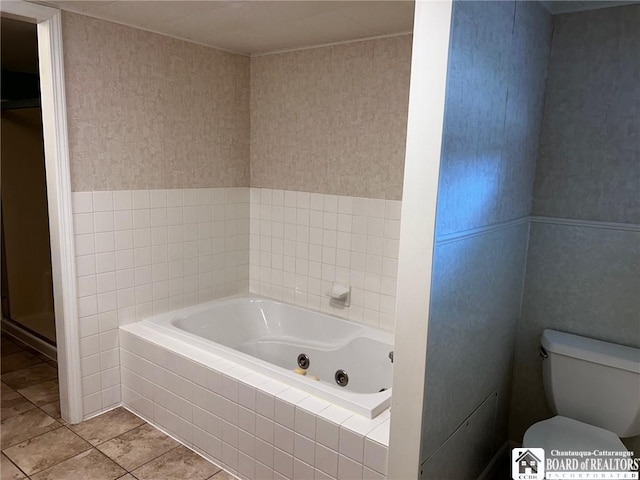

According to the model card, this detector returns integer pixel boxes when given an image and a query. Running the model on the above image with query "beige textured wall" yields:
[250,35,412,200]
[63,12,250,192]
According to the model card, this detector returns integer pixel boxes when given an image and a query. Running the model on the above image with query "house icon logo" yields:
[512,448,545,480]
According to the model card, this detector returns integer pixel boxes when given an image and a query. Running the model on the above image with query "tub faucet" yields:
[388,351,394,363]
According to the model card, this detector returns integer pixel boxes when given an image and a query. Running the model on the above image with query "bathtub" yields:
[136,296,394,418]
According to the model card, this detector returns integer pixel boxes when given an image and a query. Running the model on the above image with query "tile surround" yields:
[59,14,406,474]
[249,188,401,332]
[72,187,250,418]
[120,328,390,480]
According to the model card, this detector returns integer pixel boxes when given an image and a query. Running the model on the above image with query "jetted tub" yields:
[141,296,394,418]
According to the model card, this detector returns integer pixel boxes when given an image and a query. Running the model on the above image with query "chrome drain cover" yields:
[334,369,349,387]
[297,353,310,370]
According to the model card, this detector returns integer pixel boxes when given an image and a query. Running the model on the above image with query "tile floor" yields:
[1,335,235,480]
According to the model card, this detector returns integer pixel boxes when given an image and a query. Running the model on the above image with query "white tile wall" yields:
[72,188,250,417]
[120,327,390,480]
[249,189,401,332]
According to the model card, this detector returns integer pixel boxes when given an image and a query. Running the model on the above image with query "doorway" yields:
[1,16,57,357]
[0,1,83,424]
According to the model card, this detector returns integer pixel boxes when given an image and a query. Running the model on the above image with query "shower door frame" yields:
[0,1,82,424]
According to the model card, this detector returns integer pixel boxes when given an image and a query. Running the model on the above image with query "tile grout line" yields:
[8,427,94,478]
[121,444,182,476]
[1,341,67,479]
[1,339,180,480]
[119,407,238,479]
[2,451,30,480]
[4,335,233,480]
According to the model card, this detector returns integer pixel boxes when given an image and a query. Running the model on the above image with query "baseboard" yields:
[81,403,121,423]
[1,317,57,361]
[478,442,509,480]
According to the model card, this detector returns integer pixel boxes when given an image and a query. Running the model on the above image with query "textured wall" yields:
[63,12,250,192]
[64,14,410,199]
[532,5,640,223]
[421,1,551,475]
[250,36,412,200]
[422,224,530,471]
[510,5,640,449]
[435,1,550,236]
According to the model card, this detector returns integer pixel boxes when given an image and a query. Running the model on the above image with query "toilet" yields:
[523,329,640,452]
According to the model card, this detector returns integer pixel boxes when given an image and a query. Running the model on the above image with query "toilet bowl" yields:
[524,416,627,451]
[523,330,640,451]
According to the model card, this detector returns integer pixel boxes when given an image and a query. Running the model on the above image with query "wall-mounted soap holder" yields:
[326,282,350,307]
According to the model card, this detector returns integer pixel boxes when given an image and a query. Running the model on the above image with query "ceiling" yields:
[540,0,639,14]
[35,1,415,56]
[24,1,639,56]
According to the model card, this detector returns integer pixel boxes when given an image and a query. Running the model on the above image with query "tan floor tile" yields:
[3,426,92,476]
[17,379,59,406]
[40,400,67,424]
[0,408,59,449]
[131,445,220,480]
[1,382,15,400]
[30,448,126,480]
[97,423,179,471]
[34,353,57,369]
[1,453,26,480]
[35,352,54,362]
[1,352,43,374]
[116,475,136,480]
[70,407,145,446]
[1,364,57,390]
[1,390,36,420]
[1,339,23,357]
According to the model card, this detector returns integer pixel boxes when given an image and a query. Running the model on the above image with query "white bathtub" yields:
[138,296,394,418]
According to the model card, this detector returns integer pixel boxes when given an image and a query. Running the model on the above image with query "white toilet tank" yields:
[541,329,640,438]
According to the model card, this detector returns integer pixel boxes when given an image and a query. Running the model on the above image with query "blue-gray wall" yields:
[531,5,640,224]
[420,2,552,477]
[510,4,640,451]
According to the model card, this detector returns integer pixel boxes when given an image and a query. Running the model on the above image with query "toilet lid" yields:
[523,416,627,452]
